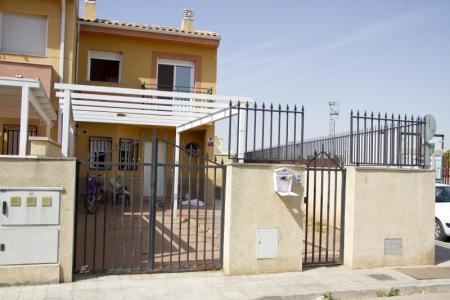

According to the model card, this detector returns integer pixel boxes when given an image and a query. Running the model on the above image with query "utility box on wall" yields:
[0,187,63,266]
[257,227,278,259]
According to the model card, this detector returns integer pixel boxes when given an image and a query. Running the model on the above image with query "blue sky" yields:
[89,1,450,148]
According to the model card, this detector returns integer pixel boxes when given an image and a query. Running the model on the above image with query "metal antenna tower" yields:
[329,101,340,155]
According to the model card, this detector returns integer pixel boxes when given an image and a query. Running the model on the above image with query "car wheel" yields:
[435,218,448,241]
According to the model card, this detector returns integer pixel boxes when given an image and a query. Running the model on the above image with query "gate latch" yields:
[2,201,6,215]
[303,196,308,204]
[0,244,5,252]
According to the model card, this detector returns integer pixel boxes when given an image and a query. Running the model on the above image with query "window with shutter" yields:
[0,12,47,56]
[88,50,122,83]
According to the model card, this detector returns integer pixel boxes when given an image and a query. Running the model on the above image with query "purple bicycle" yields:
[86,175,104,214]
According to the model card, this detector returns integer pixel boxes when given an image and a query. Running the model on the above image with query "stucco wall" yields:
[343,166,435,269]
[77,30,217,92]
[0,0,78,142]
[0,157,76,284]
[223,164,304,275]
[0,0,78,83]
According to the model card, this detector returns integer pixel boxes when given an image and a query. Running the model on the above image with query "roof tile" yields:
[79,17,220,39]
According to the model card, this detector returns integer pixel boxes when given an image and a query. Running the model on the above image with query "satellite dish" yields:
[423,114,437,143]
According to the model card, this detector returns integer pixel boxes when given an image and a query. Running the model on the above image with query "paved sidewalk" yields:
[2,265,450,300]
[1,241,449,300]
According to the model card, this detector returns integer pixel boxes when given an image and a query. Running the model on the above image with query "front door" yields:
[143,141,166,199]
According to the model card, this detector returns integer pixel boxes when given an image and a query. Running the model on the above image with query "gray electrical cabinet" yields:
[0,187,63,266]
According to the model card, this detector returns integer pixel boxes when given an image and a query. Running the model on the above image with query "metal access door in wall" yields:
[303,150,346,267]
[73,136,226,275]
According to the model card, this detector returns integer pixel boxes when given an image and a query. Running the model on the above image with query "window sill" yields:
[0,51,47,58]
[85,80,122,86]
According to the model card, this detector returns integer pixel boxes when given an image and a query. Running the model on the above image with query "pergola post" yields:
[57,109,63,144]
[69,122,75,156]
[238,111,247,163]
[173,132,181,213]
[61,89,71,157]
[19,86,30,156]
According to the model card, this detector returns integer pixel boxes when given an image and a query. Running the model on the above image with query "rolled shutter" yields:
[1,12,47,56]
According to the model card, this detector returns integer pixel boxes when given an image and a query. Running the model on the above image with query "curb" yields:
[256,283,450,300]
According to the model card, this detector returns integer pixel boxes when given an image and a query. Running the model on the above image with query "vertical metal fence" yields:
[228,102,305,162]
[74,136,226,275]
[350,111,426,167]
[302,132,352,166]
[254,110,427,168]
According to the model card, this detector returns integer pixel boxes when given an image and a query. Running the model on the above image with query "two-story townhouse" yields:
[0,0,252,281]
[56,1,240,205]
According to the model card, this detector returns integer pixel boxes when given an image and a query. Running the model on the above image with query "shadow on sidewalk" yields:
[435,240,450,265]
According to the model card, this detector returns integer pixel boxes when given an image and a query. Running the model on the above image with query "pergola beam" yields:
[29,90,52,126]
[176,107,235,133]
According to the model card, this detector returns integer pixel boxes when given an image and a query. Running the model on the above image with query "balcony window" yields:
[157,59,194,92]
[88,50,122,83]
[0,12,47,56]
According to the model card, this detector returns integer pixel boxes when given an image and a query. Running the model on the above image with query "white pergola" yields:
[0,76,57,156]
[55,83,251,210]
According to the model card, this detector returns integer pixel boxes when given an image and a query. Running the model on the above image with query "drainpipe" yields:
[59,0,66,83]
[57,0,66,144]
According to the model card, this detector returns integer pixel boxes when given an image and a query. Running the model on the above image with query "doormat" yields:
[395,267,450,280]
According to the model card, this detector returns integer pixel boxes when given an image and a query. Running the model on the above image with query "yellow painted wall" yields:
[74,122,215,198]
[77,31,217,92]
[75,122,211,166]
[0,0,78,83]
[0,0,78,142]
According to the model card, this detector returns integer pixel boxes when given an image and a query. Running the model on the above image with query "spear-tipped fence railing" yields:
[227,101,305,163]
[240,109,427,168]
[349,111,426,167]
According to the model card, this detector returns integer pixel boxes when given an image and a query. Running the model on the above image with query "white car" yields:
[435,183,450,241]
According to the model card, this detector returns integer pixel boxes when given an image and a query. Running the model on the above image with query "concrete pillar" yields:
[223,164,304,275]
[343,166,435,268]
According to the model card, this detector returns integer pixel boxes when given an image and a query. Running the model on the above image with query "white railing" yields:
[55,83,252,127]
[54,83,253,156]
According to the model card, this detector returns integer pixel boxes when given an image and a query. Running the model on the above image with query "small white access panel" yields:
[0,227,59,265]
[257,227,278,259]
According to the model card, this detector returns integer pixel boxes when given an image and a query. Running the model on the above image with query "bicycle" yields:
[86,175,104,214]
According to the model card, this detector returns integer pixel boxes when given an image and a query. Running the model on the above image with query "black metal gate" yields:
[73,136,226,275]
[303,150,346,267]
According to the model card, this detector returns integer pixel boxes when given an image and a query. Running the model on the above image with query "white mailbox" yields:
[0,187,62,266]
[272,167,299,196]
